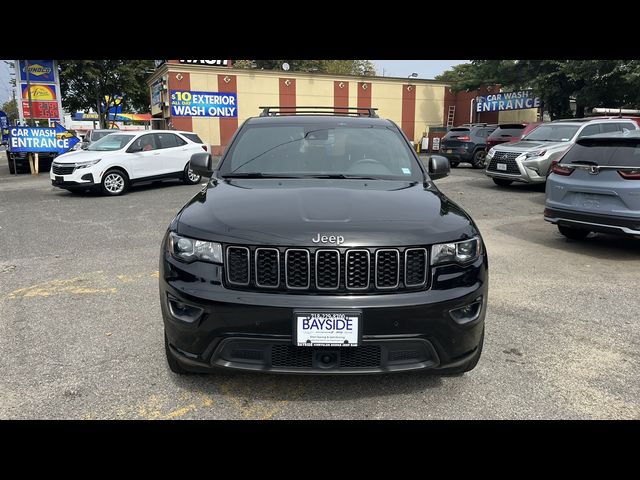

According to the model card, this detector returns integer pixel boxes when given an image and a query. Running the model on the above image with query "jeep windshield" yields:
[87,134,135,151]
[523,124,580,142]
[219,123,423,181]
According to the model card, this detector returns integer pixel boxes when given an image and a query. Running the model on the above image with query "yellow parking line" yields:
[8,270,160,299]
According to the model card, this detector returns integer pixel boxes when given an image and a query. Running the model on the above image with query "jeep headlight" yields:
[168,232,223,264]
[75,158,101,169]
[431,237,481,266]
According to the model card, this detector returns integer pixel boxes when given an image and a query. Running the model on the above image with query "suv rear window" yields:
[90,131,113,141]
[182,133,204,143]
[564,140,640,166]
[444,128,470,139]
[489,125,526,138]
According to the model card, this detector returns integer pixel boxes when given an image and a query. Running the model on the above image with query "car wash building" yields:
[147,60,539,155]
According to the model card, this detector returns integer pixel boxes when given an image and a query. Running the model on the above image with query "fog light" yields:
[449,300,482,324]
[167,295,204,323]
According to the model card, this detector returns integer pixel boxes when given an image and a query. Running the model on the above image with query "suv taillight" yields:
[456,135,471,141]
[201,145,208,151]
[551,160,574,176]
[618,169,640,179]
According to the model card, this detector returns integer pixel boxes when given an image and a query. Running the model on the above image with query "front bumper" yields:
[544,207,640,237]
[160,246,488,374]
[50,169,98,190]
[485,154,550,184]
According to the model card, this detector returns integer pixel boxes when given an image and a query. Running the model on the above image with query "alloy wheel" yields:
[104,173,125,194]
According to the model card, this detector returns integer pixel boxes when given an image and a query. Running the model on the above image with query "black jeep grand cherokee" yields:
[160,107,488,375]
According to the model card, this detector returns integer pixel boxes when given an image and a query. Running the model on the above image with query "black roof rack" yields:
[259,106,379,118]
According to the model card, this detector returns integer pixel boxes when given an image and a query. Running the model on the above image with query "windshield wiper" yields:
[222,172,305,178]
[222,173,388,180]
[303,174,384,180]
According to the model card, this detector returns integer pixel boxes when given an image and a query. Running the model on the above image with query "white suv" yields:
[50,130,206,195]
[484,118,639,187]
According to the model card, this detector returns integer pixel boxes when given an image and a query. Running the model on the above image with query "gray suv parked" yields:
[544,132,640,240]
[485,118,639,187]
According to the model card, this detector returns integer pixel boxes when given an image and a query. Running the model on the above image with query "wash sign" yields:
[170,90,237,117]
[476,90,541,112]
[9,125,79,154]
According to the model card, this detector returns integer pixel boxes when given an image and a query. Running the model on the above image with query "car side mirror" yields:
[428,155,450,180]
[190,152,214,177]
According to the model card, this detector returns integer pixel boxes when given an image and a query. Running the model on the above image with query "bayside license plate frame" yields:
[294,311,361,347]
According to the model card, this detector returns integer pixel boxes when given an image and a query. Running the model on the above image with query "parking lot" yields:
[1,153,638,420]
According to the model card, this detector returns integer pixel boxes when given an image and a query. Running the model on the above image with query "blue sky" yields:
[0,60,468,107]
[373,60,468,79]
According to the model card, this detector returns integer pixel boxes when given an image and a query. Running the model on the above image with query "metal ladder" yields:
[446,105,456,128]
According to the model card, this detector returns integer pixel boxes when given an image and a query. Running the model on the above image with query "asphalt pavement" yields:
[0,153,638,419]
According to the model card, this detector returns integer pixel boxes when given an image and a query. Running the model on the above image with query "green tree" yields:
[436,60,640,120]
[59,60,154,128]
[1,98,18,122]
[234,60,376,76]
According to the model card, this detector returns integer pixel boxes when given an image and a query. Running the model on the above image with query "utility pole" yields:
[24,60,38,174]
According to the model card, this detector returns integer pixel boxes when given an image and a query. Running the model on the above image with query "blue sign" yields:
[0,111,9,142]
[476,90,541,112]
[170,90,237,117]
[9,123,79,154]
[18,60,56,83]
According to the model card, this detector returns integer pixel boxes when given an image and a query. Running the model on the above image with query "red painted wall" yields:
[217,74,238,148]
[279,78,296,115]
[401,84,416,141]
[334,81,349,114]
[167,72,193,132]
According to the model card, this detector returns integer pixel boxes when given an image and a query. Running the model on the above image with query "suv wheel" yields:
[558,225,590,240]
[492,178,513,187]
[101,169,128,196]
[165,333,189,374]
[472,149,487,169]
[183,163,202,185]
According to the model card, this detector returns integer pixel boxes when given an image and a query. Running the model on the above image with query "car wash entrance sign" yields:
[9,123,79,154]
[476,90,541,112]
[170,90,237,117]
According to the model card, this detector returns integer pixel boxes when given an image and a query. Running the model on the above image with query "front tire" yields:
[492,178,513,187]
[165,333,189,374]
[449,161,460,168]
[8,160,15,174]
[558,225,590,240]
[100,169,128,196]
[472,149,487,169]
[183,163,202,185]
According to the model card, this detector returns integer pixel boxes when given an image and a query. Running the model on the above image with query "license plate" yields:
[497,163,507,171]
[294,311,360,347]
[446,149,453,154]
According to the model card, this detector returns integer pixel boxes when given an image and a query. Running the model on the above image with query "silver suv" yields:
[544,131,640,240]
[485,118,639,187]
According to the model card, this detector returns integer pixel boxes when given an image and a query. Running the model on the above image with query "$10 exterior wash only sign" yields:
[170,90,237,117]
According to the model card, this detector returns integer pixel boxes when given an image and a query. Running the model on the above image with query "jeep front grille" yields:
[224,245,429,294]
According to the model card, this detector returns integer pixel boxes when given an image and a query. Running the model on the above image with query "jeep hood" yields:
[175,179,478,246]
